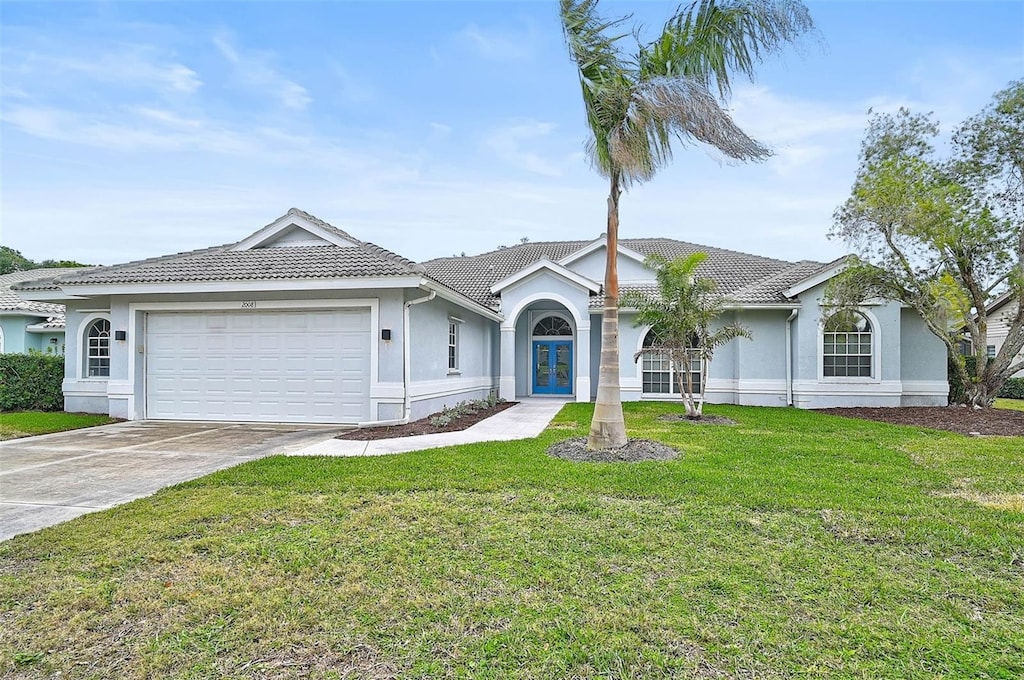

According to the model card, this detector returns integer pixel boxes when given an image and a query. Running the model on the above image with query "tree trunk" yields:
[588,172,628,450]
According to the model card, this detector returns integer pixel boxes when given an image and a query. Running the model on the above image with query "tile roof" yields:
[11,209,828,312]
[0,268,83,316]
[424,238,820,308]
[13,208,425,290]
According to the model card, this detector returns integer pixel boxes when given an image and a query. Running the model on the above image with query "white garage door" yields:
[146,309,371,423]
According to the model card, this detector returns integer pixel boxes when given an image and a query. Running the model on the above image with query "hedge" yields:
[0,353,64,411]
[998,378,1024,400]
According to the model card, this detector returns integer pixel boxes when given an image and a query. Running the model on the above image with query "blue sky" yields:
[2,1,1022,267]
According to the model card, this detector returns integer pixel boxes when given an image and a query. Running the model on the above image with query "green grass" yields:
[2,403,1022,678]
[0,411,118,440]
[995,398,1024,412]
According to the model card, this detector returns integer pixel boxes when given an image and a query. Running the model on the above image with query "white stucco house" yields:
[13,208,948,424]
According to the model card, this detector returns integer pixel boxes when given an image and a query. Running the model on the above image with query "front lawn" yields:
[1,403,1022,678]
[0,411,118,441]
[995,397,1024,412]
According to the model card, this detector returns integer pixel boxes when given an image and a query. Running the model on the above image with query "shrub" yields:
[998,377,1024,400]
[0,352,65,411]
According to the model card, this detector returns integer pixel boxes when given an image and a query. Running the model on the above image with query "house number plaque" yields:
[240,301,256,309]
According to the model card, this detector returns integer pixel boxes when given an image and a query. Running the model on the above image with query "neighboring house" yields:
[981,292,1024,377]
[14,208,948,424]
[0,269,85,355]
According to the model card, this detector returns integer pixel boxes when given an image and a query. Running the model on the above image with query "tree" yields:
[0,247,34,275]
[560,0,815,449]
[623,252,751,418]
[830,80,1024,406]
[0,246,90,275]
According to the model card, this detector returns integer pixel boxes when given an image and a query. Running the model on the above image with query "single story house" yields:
[15,208,948,424]
[0,268,85,355]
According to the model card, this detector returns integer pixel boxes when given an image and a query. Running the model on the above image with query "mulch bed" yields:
[816,406,1024,436]
[337,401,517,441]
[547,437,680,463]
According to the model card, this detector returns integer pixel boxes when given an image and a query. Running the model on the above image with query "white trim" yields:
[818,307,882,383]
[901,380,949,396]
[792,379,903,396]
[783,259,851,298]
[557,238,646,268]
[8,291,88,301]
[230,211,360,251]
[0,325,4,352]
[501,292,589,332]
[62,276,424,297]
[25,323,65,333]
[408,375,498,401]
[129,298,380,421]
[76,313,111,380]
[490,259,601,295]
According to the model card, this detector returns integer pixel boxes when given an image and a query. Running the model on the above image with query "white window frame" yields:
[80,314,112,379]
[819,308,880,382]
[448,317,461,373]
[638,327,701,397]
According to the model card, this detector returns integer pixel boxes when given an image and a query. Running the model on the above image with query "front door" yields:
[533,341,572,395]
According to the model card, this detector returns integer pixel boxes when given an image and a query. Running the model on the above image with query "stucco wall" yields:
[0,316,31,353]
[408,295,499,419]
[565,248,649,283]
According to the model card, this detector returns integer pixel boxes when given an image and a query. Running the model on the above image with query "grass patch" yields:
[1,403,1022,678]
[0,411,118,440]
[995,398,1024,412]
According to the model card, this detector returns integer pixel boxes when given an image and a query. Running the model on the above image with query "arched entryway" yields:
[531,313,574,395]
[498,294,591,402]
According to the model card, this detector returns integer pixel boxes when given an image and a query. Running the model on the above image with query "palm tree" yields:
[623,253,751,418]
[560,0,815,449]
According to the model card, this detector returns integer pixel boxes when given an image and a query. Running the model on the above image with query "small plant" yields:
[427,397,505,427]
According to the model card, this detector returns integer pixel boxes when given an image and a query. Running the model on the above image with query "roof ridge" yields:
[287,208,425,274]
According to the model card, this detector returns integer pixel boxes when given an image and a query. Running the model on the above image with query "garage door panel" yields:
[146,308,370,424]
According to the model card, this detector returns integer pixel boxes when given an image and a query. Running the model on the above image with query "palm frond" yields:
[643,0,817,99]
[560,0,635,175]
[611,76,770,181]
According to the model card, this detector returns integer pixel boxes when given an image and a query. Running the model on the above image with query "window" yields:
[823,311,872,378]
[532,316,572,337]
[641,329,700,395]
[987,345,997,359]
[448,320,459,371]
[86,318,111,378]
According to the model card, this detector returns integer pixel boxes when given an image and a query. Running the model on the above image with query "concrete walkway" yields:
[290,398,569,457]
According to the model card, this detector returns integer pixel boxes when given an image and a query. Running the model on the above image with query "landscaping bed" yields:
[816,405,1024,436]
[337,400,517,440]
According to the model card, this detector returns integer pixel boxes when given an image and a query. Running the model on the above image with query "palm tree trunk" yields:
[588,171,628,450]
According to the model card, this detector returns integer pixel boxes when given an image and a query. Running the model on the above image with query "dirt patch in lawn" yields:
[816,406,1024,436]
[337,402,517,441]
[547,437,680,463]
[657,414,736,425]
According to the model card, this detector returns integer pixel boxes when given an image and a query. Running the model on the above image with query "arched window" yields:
[532,316,572,337]
[641,329,701,395]
[85,318,111,378]
[823,311,872,377]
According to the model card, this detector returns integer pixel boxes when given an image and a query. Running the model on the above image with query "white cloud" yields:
[2,47,201,95]
[483,120,564,177]
[212,33,311,110]
[457,23,537,61]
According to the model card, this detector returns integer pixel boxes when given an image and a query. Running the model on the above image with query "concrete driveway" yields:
[0,421,347,542]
